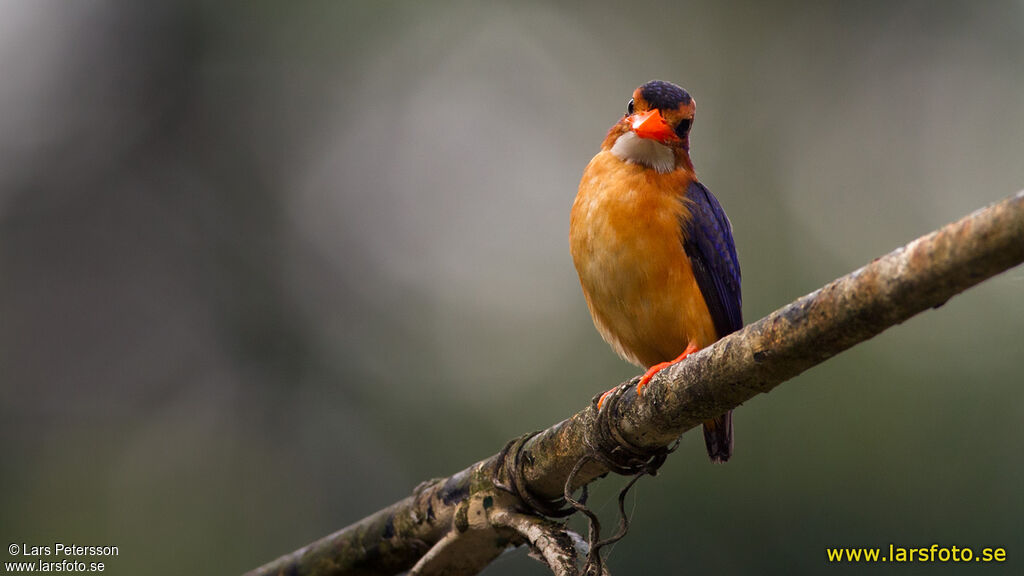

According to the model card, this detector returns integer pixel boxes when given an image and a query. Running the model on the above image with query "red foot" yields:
[597,388,616,409]
[636,341,700,395]
[597,341,700,409]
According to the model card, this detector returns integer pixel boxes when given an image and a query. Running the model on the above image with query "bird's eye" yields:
[626,98,634,115]
[675,118,692,140]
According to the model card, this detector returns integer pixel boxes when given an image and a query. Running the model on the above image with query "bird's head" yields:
[624,80,695,148]
[604,80,696,173]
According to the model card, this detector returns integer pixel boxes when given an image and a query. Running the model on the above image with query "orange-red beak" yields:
[630,109,676,143]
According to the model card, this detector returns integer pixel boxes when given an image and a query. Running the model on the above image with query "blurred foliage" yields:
[1,1,1022,575]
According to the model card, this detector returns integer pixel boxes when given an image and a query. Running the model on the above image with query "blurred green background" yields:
[2,1,1022,575]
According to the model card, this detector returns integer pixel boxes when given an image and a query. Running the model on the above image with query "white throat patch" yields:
[610,132,676,173]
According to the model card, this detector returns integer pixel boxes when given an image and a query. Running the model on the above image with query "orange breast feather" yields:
[570,151,717,368]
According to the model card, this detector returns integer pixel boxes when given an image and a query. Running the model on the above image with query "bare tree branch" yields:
[244,190,1024,576]
[490,503,598,576]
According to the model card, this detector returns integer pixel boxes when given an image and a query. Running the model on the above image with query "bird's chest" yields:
[570,160,689,298]
[569,153,715,365]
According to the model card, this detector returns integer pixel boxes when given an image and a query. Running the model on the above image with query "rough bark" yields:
[244,190,1024,576]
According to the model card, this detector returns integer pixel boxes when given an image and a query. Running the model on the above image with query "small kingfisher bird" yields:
[570,80,742,462]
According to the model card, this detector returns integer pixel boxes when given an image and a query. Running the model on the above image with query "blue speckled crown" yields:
[640,80,691,110]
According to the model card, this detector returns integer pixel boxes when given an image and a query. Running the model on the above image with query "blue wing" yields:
[681,180,743,337]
